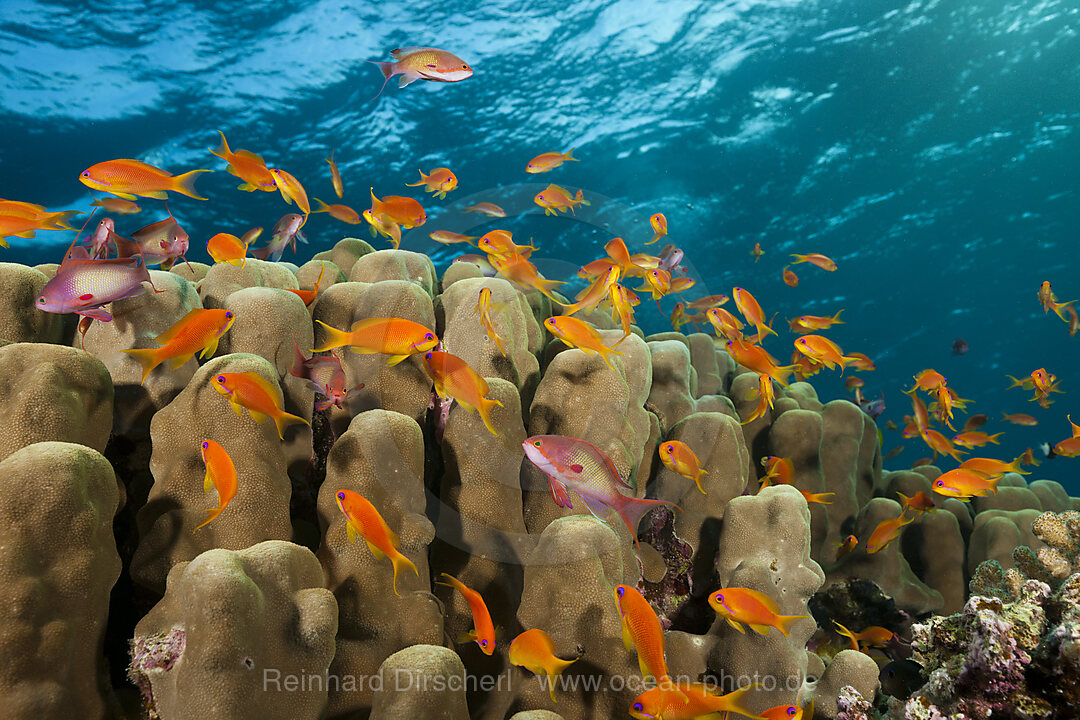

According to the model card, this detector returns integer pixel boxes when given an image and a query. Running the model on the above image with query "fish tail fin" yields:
[367,60,395,100]
[775,613,810,638]
[193,506,223,532]
[312,198,331,213]
[389,550,419,597]
[121,347,164,384]
[617,496,681,548]
[546,656,578,702]
[705,684,760,718]
[534,277,567,301]
[832,308,846,323]
[575,189,591,206]
[478,395,503,436]
[288,338,308,378]
[172,169,212,201]
[1052,299,1075,321]
[272,409,311,440]
[211,130,230,159]
[598,343,623,370]
[312,320,352,352]
[564,147,578,162]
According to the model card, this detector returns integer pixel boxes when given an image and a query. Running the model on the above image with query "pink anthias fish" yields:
[113,214,191,269]
[253,213,307,262]
[368,47,473,99]
[36,245,163,321]
[523,435,679,549]
[288,341,363,411]
[84,217,127,259]
[453,254,497,277]
[658,244,686,276]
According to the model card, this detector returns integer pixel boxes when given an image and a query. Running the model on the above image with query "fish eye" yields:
[37,297,45,303]
[480,639,487,646]
[666,444,674,451]
[533,440,542,447]
[463,64,470,70]
[225,311,233,319]
[425,333,434,340]
[201,441,209,449]
[935,480,943,486]
[337,491,345,500]
[616,586,624,596]
[715,593,724,601]
[216,375,226,383]
[81,171,90,177]
[633,703,643,712]
[788,709,797,717]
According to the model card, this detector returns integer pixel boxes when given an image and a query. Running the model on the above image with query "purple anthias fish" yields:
[36,246,161,321]
[289,341,362,411]
[658,244,685,276]
[452,254,497,277]
[522,434,678,548]
[253,214,307,262]
[112,215,190,269]
[860,392,886,420]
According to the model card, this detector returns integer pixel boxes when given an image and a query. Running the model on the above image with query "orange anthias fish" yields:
[1067,305,1080,337]
[965,414,989,431]
[921,428,966,462]
[206,232,251,267]
[647,213,667,245]
[476,287,509,356]
[1052,416,1080,458]
[508,629,578,703]
[193,439,238,531]
[608,283,639,338]
[436,573,496,655]
[284,262,328,307]
[462,202,506,217]
[614,584,684,703]
[751,242,764,262]
[527,148,578,174]
[325,149,344,199]
[708,587,808,637]
[564,266,620,317]
[362,209,402,249]
[896,491,936,515]
[952,431,1004,449]
[211,371,310,440]
[726,338,793,387]
[269,168,311,217]
[370,188,426,228]
[1002,412,1038,426]
[423,351,504,436]
[832,621,894,653]
[732,287,776,340]
[312,317,438,365]
[744,373,778,425]
[336,488,418,596]
[782,266,799,287]
[80,159,210,201]
[865,514,914,554]
[794,335,856,374]
[790,252,837,271]
[89,197,141,214]
[760,456,794,487]
[544,316,623,370]
[628,684,759,720]
[122,309,235,384]
[368,47,473,99]
[799,489,836,505]
[835,534,858,559]
[786,310,842,332]
[707,307,745,340]
[430,230,478,245]
[1038,280,1075,322]
[761,704,811,720]
[658,441,708,494]
[312,199,362,224]
[847,352,876,371]
[534,184,589,215]
[490,252,566,302]
[406,167,458,199]
[477,229,536,258]
[932,468,1002,501]
[960,455,1028,477]
[1006,368,1063,408]
[909,368,948,394]
[210,131,276,192]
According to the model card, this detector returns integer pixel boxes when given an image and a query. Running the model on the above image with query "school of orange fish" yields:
[1,46,1077,719]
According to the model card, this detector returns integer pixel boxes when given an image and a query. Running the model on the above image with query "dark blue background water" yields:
[2,0,1077,488]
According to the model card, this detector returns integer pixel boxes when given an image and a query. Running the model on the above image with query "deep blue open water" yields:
[2,0,1077,488]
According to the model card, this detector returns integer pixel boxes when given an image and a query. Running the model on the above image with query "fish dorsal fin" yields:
[153,309,204,346]
[234,148,267,164]
[391,46,439,58]
[349,317,392,333]
[741,587,781,615]
[243,371,284,407]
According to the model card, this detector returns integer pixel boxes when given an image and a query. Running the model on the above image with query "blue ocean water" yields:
[1,0,1077,487]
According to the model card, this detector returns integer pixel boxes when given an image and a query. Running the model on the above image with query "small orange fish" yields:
[362,209,402,249]
[794,335,856,374]
[726,338,793,388]
[799,489,835,505]
[658,441,708,494]
[637,268,672,306]
[476,287,509,356]
[370,188,426,228]
[647,212,667,245]
[534,184,589,215]
[462,202,506,218]
[921,428,965,462]
[423,351,504,436]
[708,586,808,637]
[782,266,799,287]
[790,252,837,271]
[744,373,777,425]
[490,252,566,302]
[952,431,1004,449]
[477,229,536,258]
[614,585,676,687]
[270,168,311,217]
[406,167,458,199]
[1067,305,1080,337]
[751,242,764,262]
[89,197,141,214]
[336,488,419,596]
[847,352,876,371]
[526,148,578,174]
[508,629,578,702]
[80,159,210,201]
[544,316,623,370]
[909,368,948,393]
[760,456,794,487]
[865,514,913,554]
[210,131,276,192]
[629,683,758,720]
[932,468,1002,501]
[436,573,496,655]
[963,414,989,431]
[833,620,893,652]
[430,230,477,245]
[896,490,936,515]
[1038,280,1075,322]
[1019,447,1042,466]
[668,276,695,294]
[959,455,1028,476]
[312,317,438,365]
[123,309,235,383]
[732,287,776,340]
[608,283,639,338]
[706,307,745,340]
[1052,416,1080,458]
[206,232,250,267]
[326,149,344,199]
[211,371,310,440]
[686,294,728,311]
[761,704,811,720]
[564,266,620,317]
[284,262,328,307]
[846,376,865,391]
[193,439,238,531]
[312,198,362,224]
[835,534,858,559]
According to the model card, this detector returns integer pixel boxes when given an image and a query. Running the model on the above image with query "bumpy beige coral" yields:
[369,645,470,720]
[0,262,63,343]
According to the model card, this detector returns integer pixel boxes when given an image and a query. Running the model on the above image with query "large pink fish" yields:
[523,435,679,548]
[36,246,161,321]
[253,213,306,262]
[368,47,473,99]
[118,215,190,268]
[288,341,362,411]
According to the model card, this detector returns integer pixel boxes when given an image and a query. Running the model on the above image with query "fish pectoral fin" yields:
[248,410,269,424]
[399,73,422,88]
[385,354,411,367]
[78,307,113,322]
[199,336,221,360]
[749,623,773,636]
[548,477,573,509]
[456,630,479,644]
[144,191,169,200]
[345,521,357,543]
[203,469,214,493]
[365,540,386,559]
[726,618,746,634]
[229,400,244,417]
[620,617,635,653]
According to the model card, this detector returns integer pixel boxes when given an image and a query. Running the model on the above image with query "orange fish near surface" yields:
[790,252,837,271]
[270,168,311,217]
[628,683,758,720]
[436,573,496,655]
[647,213,667,245]
[122,309,235,384]
[312,317,438,365]
[335,488,418,596]
[312,199,363,224]
[534,184,589,215]
[325,149,344,199]
[368,47,473,99]
[865,514,914,554]
[508,629,578,703]
[788,310,845,333]
[462,202,506,217]
[782,266,799,287]
[370,188,426,228]
[709,587,808,637]
[193,439,238,531]
[423,351,504,436]
[406,167,458,199]
[210,131,276,192]
[526,148,578,174]
[80,159,210,201]
[732,286,776,340]
[211,371,310,440]
[658,441,708,494]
